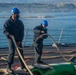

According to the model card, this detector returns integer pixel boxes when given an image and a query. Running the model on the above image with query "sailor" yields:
[3,8,26,72]
[33,20,48,64]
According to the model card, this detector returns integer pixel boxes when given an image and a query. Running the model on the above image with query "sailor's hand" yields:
[41,31,45,33]
[8,34,13,38]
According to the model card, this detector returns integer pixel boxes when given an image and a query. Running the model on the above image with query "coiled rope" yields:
[19,33,75,61]
[11,36,34,75]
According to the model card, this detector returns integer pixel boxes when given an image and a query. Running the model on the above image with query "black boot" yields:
[7,64,13,73]
[70,57,76,64]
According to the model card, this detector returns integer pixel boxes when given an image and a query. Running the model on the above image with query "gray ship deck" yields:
[0,44,76,75]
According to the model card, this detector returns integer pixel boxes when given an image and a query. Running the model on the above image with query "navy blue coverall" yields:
[33,25,48,63]
[3,16,25,69]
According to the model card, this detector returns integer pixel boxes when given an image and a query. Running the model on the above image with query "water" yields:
[0,4,76,48]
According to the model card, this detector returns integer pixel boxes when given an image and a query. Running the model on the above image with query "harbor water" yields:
[0,3,76,48]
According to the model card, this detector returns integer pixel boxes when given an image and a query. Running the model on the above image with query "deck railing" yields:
[0,28,76,48]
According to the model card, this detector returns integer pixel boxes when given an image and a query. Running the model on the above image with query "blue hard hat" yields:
[11,8,20,14]
[42,20,48,27]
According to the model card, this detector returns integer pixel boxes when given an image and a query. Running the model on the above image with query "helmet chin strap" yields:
[42,24,46,28]
[12,14,19,21]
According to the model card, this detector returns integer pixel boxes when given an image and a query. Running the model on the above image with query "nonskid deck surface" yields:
[0,45,76,74]
[0,63,76,75]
